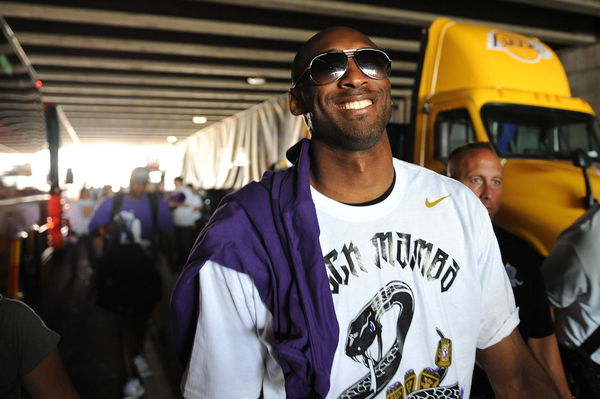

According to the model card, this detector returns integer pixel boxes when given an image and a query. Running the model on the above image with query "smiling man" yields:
[171,27,560,399]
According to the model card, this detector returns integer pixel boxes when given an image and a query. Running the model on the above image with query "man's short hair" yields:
[130,167,150,185]
[446,142,497,177]
[174,176,183,183]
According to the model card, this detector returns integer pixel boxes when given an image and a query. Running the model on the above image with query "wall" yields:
[559,43,600,115]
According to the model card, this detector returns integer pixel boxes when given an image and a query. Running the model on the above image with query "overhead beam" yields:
[0,2,420,52]
[195,0,597,45]
[56,106,80,145]
[41,96,257,109]
[0,102,43,110]
[68,118,218,128]
[73,127,201,135]
[36,71,414,89]
[76,137,192,145]
[41,84,411,100]
[37,71,292,92]
[77,139,184,146]
[28,54,293,79]
[16,31,296,63]
[61,105,238,116]
[18,32,418,72]
[29,55,414,80]
[41,84,279,101]
[499,0,600,16]
[63,112,224,121]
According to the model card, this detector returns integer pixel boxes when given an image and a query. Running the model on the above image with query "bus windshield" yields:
[481,104,600,161]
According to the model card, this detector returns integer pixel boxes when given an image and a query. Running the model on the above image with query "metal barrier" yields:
[0,194,51,299]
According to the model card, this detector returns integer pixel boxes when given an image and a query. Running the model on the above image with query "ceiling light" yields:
[247,77,266,85]
[166,136,178,144]
[192,116,207,124]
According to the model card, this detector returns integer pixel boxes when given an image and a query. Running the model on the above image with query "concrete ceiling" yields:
[0,0,599,151]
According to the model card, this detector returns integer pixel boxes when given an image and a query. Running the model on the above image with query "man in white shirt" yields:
[169,177,201,270]
[65,187,96,276]
[542,203,600,398]
[172,26,560,399]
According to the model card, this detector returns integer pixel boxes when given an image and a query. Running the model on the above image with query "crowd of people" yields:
[1,170,211,398]
[2,25,600,399]
[61,170,212,398]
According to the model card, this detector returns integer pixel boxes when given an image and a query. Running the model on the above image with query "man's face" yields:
[454,149,504,219]
[130,181,147,197]
[290,28,392,151]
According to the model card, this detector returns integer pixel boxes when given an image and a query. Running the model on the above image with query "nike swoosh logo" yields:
[425,195,450,208]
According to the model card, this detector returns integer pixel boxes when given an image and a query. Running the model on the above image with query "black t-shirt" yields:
[0,296,60,399]
[470,226,554,398]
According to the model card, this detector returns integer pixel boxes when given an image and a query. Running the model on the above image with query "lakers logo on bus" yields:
[486,30,552,64]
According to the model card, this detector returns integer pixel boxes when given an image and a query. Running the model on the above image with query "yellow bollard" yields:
[7,239,22,299]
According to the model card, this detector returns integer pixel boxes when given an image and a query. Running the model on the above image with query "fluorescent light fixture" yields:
[192,116,207,124]
[247,77,266,85]
[166,136,178,143]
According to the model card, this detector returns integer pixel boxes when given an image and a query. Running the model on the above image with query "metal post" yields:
[45,104,59,190]
[45,104,64,248]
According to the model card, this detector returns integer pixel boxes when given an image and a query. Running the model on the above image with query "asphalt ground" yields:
[29,240,183,399]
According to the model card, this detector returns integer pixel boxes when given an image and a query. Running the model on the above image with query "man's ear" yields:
[289,88,306,116]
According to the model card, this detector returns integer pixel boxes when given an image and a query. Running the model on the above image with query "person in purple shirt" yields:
[90,167,174,399]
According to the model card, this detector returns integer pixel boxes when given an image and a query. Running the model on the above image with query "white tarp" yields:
[181,93,305,189]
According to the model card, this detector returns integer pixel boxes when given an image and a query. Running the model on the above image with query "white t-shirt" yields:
[542,204,600,365]
[65,198,95,235]
[183,159,518,399]
[173,187,201,227]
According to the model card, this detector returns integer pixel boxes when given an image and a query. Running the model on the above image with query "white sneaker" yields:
[134,354,153,378]
[122,377,145,398]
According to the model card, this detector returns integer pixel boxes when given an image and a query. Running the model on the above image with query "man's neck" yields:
[128,191,145,200]
[309,135,394,204]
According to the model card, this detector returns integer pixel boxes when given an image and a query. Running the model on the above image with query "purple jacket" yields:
[171,139,339,398]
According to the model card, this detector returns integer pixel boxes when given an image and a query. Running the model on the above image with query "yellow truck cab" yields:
[409,17,600,256]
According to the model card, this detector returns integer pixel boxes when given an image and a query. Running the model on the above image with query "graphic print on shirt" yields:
[324,231,461,295]
[338,281,413,398]
[326,231,461,399]
[504,262,524,288]
[382,329,458,399]
[115,210,150,248]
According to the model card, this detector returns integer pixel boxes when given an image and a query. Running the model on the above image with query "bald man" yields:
[448,142,572,399]
[172,28,561,399]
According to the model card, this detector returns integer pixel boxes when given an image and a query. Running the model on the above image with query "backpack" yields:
[95,193,162,317]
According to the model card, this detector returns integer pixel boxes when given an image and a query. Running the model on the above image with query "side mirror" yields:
[572,148,591,168]
[571,149,596,209]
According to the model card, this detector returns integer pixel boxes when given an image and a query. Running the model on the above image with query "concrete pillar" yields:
[558,43,600,115]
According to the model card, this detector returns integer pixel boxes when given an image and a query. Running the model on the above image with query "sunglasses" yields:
[293,48,391,88]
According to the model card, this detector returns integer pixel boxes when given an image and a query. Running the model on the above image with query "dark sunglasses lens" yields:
[355,50,391,80]
[309,52,348,85]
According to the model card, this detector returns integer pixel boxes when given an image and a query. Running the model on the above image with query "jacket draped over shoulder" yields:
[171,139,339,398]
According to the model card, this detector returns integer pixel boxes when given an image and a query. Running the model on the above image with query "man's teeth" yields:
[339,100,372,110]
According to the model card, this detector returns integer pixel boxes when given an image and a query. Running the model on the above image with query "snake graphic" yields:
[338,281,460,399]
[339,281,414,399]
